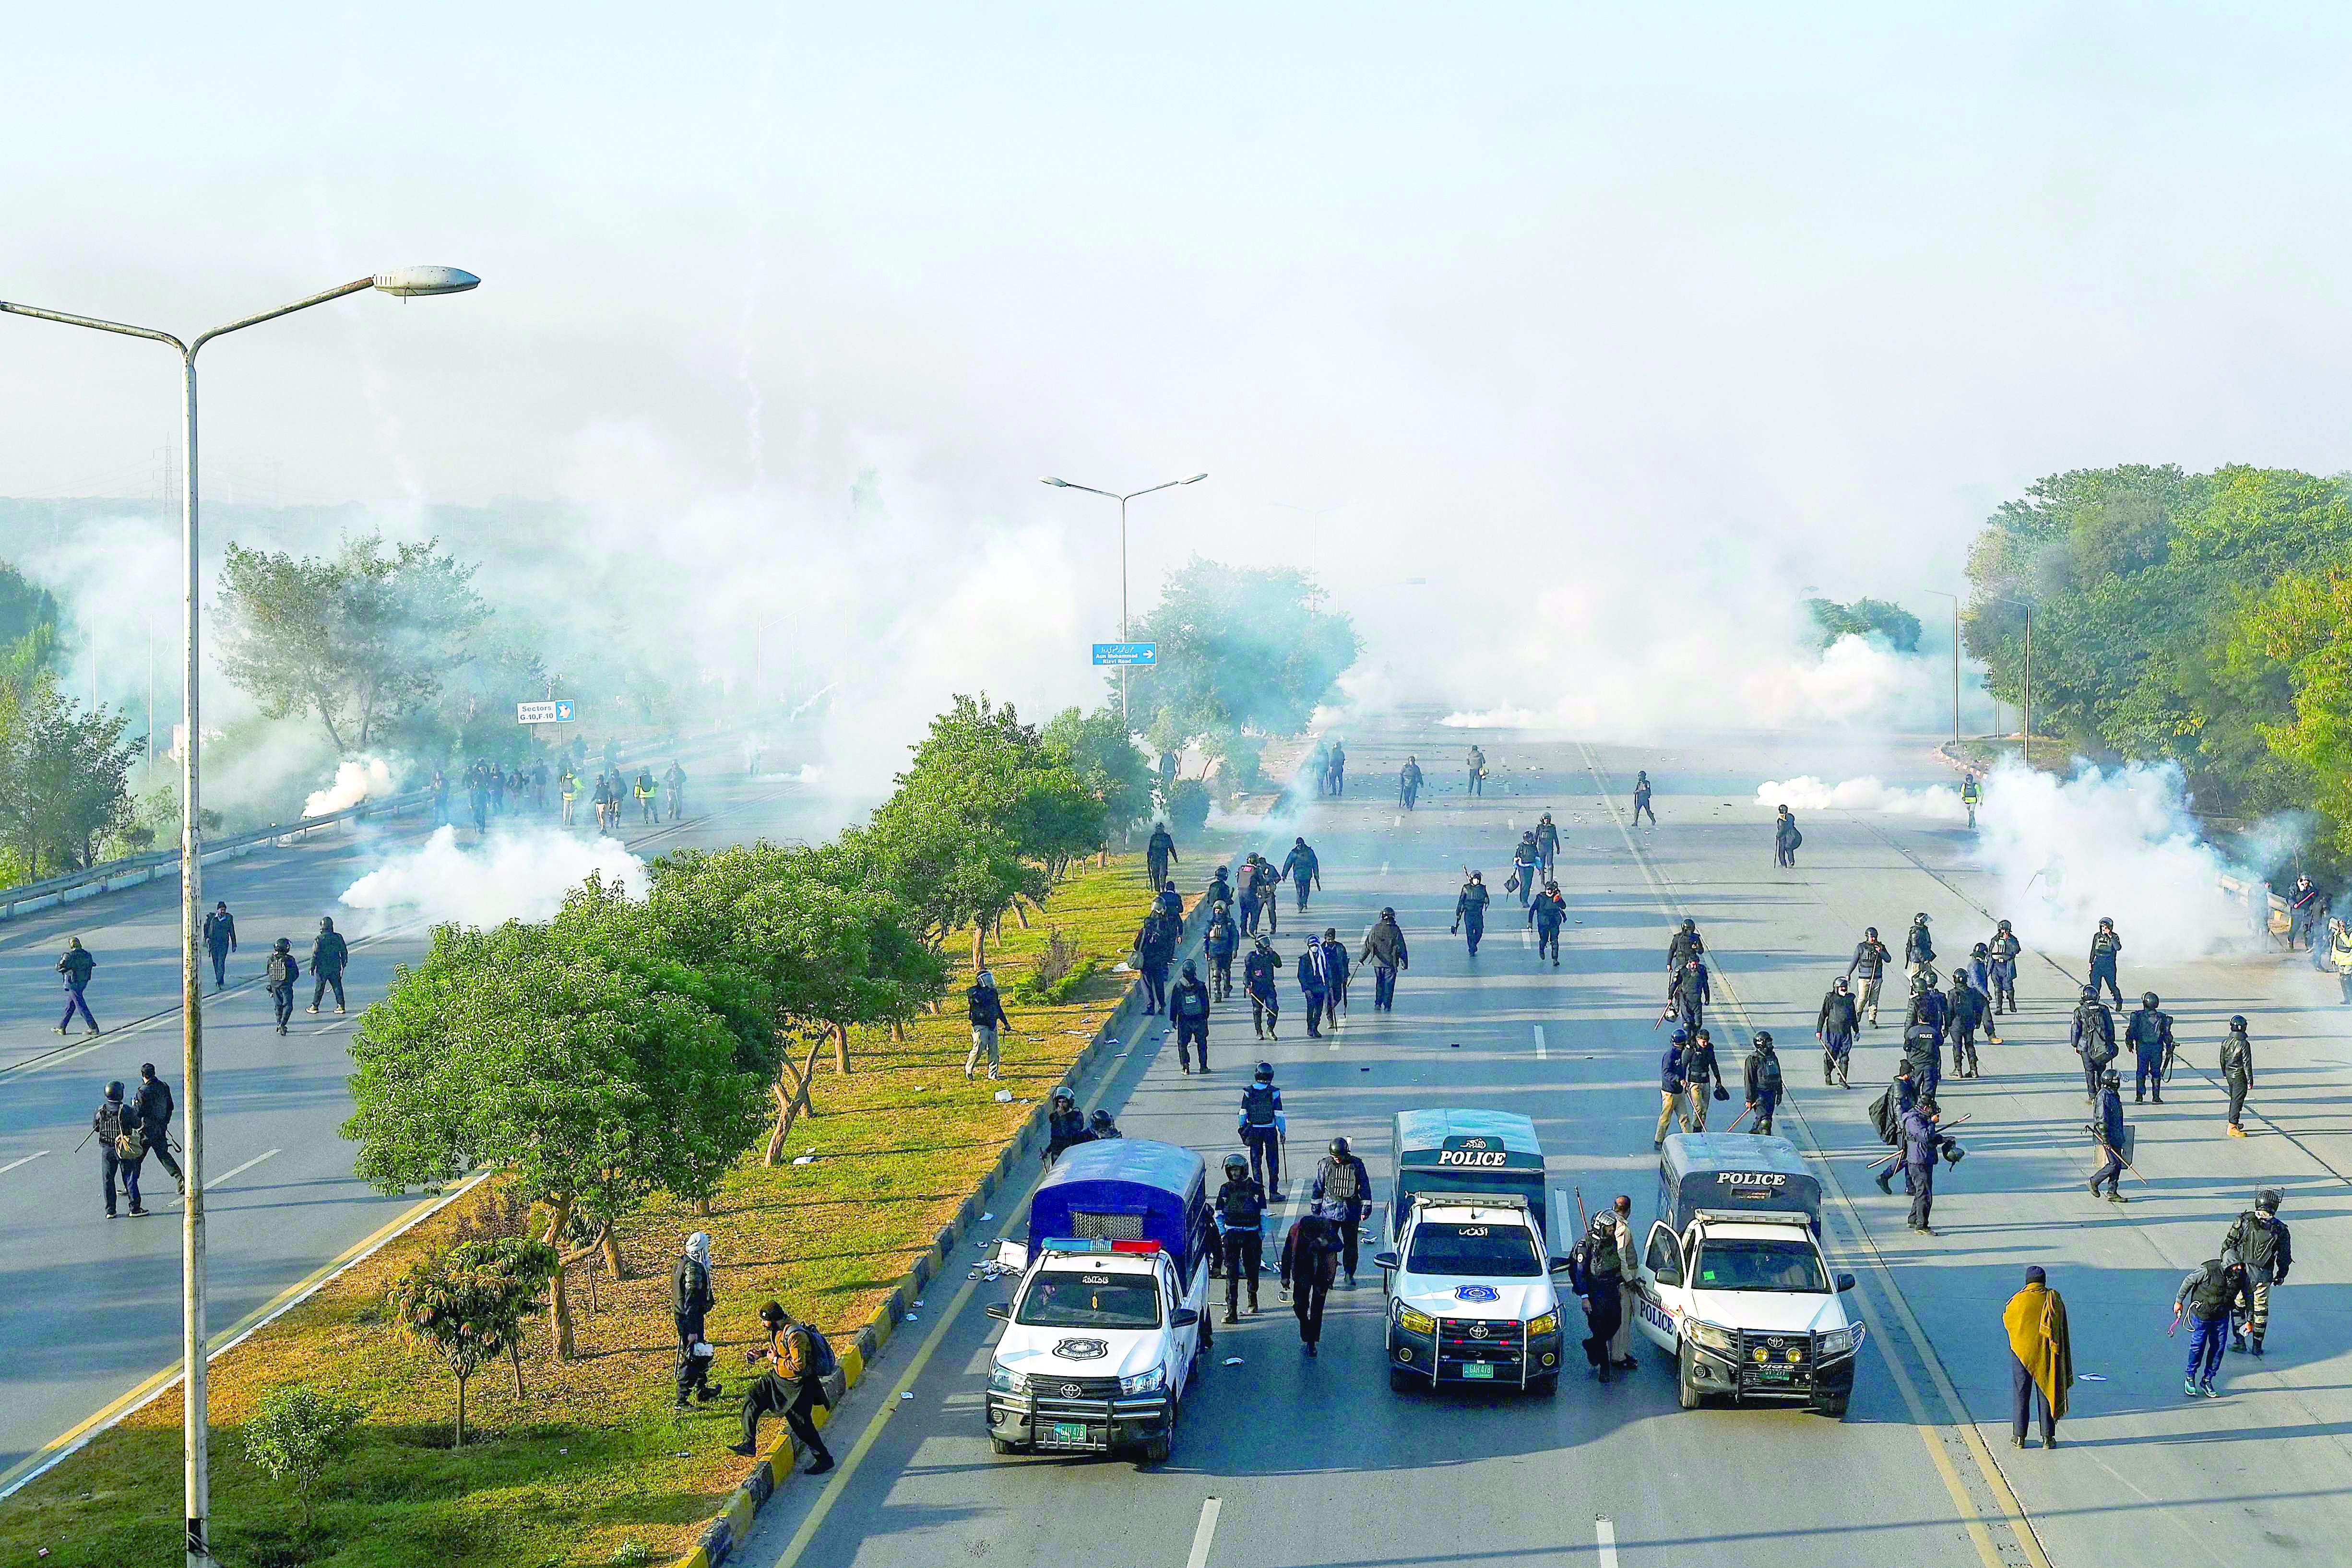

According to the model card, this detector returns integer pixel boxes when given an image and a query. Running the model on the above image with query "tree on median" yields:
[343,899,763,1358]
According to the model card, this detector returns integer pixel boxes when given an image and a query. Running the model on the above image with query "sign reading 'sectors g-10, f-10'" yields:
[517,701,576,724]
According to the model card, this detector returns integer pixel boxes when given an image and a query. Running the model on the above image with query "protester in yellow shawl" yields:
[2005,1264,2073,1449]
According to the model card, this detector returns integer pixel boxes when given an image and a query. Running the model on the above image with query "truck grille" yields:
[1437,1317,1525,1375]
[1733,1329,1815,1391]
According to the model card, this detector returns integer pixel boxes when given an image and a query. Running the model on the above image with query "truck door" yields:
[1163,1254,1195,1386]
[1634,1220,1686,1353]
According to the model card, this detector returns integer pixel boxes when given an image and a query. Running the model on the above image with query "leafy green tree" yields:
[387,1238,555,1446]
[344,900,762,1357]
[1162,777,1211,841]
[1041,704,1153,862]
[0,560,60,692]
[0,672,143,874]
[1804,597,1922,652]
[241,1386,362,1532]
[217,532,489,753]
[1126,558,1360,741]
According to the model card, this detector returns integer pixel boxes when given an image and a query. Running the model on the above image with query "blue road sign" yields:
[1092,643,1158,667]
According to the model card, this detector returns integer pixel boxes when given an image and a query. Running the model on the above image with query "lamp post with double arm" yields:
[1041,472,1208,723]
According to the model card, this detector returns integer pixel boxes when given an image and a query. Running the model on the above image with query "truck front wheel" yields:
[989,1436,1022,1455]
[1676,1345,1703,1410]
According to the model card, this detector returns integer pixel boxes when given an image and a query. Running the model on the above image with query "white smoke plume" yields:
[1970,757,2263,962]
[336,826,647,934]
[1756,774,1967,821]
[304,756,397,817]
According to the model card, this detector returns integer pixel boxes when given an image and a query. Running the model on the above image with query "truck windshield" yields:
[1406,1222,1542,1277]
[1017,1271,1162,1329]
[1691,1238,1831,1293]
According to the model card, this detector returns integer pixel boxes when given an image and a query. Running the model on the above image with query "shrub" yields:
[241,1385,362,1533]
[1162,778,1211,841]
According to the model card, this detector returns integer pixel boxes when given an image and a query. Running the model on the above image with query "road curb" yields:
[669,884,1206,1568]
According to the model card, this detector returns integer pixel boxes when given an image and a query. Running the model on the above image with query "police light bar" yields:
[1109,1239,1163,1255]
[1038,1238,1111,1254]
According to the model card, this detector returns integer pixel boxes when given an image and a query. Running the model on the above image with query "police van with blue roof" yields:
[1374,1109,1574,1395]
[983,1139,1213,1462]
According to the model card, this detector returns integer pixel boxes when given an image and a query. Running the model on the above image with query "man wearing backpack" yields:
[1742,1032,1784,1135]
[1279,1203,1344,1356]
[965,968,1012,1081]
[135,1063,184,1196]
[1204,903,1239,1001]
[2223,1190,2293,1356]
[2070,986,2117,1105]
[1133,909,1178,1016]
[729,1299,834,1472]
[56,937,100,1036]
[1170,961,1213,1074]
[1311,1135,1372,1286]
[1213,1153,1267,1322]
[93,1080,148,1218]
[1238,1062,1286,1199]
[2171,1254,2251,1399]
[264,938,300,1035]
[308,915,351,1015]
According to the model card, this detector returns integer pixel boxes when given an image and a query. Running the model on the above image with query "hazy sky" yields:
[8,3,2352,728]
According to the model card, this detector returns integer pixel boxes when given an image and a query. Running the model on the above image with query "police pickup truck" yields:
[983,1140,1213,1463]
[1631,1134,1862,1416]
[1375,1192,1572,1395]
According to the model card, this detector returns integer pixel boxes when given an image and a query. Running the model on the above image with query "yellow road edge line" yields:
[0,1167,491,1499]
[1576,743,2044,1568]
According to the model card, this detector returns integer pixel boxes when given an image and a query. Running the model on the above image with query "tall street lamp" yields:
[1041,473,1207,723]
[1979,593,2033,768]
[0,265,479,1568]
[1923,589,1960,746]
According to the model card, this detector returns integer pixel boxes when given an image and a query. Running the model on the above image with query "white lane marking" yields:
[1392,814,1402,827]
[1533,1024,1547,1060]
[1379,862,1390,876]
[1520,925,1533,949]
[0,1151,51,1177]
[1596,1516,1619,1568]
[1508,817,1517,830]
[195,1148,280,1195]
[1185,1497,1223,1568]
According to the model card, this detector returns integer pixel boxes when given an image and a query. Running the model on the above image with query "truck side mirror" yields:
[984,1302,1010,1321]
[1547,1256,1575,1273]
[1171,1307,1200,1328]
[1836,1273,1857,1293]
[1372,1251,1401,1272]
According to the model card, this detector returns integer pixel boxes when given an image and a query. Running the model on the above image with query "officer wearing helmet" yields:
[1213,1152,1268,1321]
[2125,991,2176,1103]
[1044,1088,1088,1165]
[1242,935,1283,1040]
[1817,974,1859,1086]
[1238,1062,1286,1197]
[2220,1015,2255,1136]
[1088,1108,1122,1140]
[1987,919,2021,1012]
[1667,917,1704,992]
[1204,901,1239,999]
[2088,1070,2128,1203]
[2069,985,2117,1104]
[1846,926,1892,1026]
[2088,917,2124,1007]
[1312,1135,1373,1286]
[2222,1189,2292,1355]
[1742,1032,1783,1135]
[93,1079,147,1218]
[1904,913,1936,982]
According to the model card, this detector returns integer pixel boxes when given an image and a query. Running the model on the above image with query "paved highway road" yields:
[0,752,849,1487]
[738,717,2352,1568]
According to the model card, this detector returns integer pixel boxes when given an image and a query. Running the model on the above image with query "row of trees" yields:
[344,693,1155,1366]
[1963,463,2352,863]
[0,561,145,882]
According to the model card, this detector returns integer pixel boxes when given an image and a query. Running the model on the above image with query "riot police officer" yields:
[2070,986,2117,1104]
[1988,919,2021,1012]
[1213,1153,1267,1321]
[1743,1032,1784,1134]
[2126,992,2175,1104]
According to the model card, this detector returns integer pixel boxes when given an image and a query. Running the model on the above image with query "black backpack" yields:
[1176,986,1209,1020]
[266,952,296,986]
[1242,1083,1277,1128]
[967,987,998,1025]
[2234,1213,2279,1273]
[1321,1157,1362,1205]
[802,1324,840,1379]
[1219,1181,1264,1229]
[1752,1051,1782,1095]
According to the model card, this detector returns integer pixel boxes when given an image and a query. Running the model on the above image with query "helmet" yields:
[1670,1028,1689,1044]
[1255,935,1273,950]
[2142,992,2160,1009]
[105,1079,125,1101]
[1972,943,1989,958]
[2230,1014,2248,1031]
[2080,986,2098,1002]
[1329,1136,1351,1158]
[1864,926,1878,939]
[1051,1088,1074,1105]
[1681,918,1696,933]
[1753,1030,1774,1049]
[1223,1152,1249,1176]
[2257,1188,2283,1212]
[1914,912,1930,924]
[1380,906,1396,920]
[2103,1070,2121,1087]
[2099,916,2114,928]
[1255,1061,1274,1081]
[1090,1110,1116,1130]
[1996,919,2012,932]
[1214,901,1229,914]
[1834,974,1849,988]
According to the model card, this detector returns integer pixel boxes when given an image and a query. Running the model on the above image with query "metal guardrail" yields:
[0,787,437,922]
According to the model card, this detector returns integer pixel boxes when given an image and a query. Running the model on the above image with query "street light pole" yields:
[1924,590,1959,745]
[1041,472,1208,724]
[1982,593,2033,768]
[1,266,477,1568]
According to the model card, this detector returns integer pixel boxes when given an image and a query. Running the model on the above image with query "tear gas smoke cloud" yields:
[1971,758,2262,962]
[1756,775,1967,821]
[304,756,396,817]
[337,825,647,934]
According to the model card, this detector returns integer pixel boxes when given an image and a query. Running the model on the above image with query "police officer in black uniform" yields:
[1742,1032,1784,1134]
[2070,986,2117,1104]
[1213,1152,1267,1322]
[2126,991,2175,1103]
[1044,1089,1089,1164]
[1170,961,1213,1074]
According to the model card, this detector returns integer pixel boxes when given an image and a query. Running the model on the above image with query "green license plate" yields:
[1758,1366,1793,1383]
[1461,1363,1496,1379]
[1050,1422,1090,1443]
